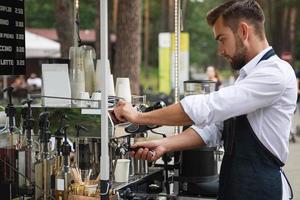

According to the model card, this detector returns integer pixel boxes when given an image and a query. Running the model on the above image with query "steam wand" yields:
[2,86,16,133]
[21,99,34,148]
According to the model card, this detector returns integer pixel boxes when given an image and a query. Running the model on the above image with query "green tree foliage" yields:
[184,0,223,68]
[25,0,300,70]
[25,0,96,29]
[77,0,96,29]
[25,0,55,27]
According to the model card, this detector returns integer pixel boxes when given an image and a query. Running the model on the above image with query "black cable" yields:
[282,170,294,199]
[0,157,56,200]
[150,130,166,138]
[75,13,82,46]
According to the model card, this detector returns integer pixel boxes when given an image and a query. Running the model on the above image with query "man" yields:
[113,0,296,199]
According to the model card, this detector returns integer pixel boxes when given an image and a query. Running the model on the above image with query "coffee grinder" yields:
[178,80,219,197]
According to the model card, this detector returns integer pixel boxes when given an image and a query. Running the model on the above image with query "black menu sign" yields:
[0,0,25,75]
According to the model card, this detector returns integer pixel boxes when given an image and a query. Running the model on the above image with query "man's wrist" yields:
[133,112,143,124]
[161,137,171,153]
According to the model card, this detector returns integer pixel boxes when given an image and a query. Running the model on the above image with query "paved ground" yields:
[284,134,300,199]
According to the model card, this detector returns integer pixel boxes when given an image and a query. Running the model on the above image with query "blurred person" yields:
[27,73,42,88]
[11,75,27,89]
[114,0,296,199]
[206,65,223,90]
[11,76,28,102]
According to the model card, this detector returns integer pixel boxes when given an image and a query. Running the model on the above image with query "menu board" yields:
[0,0,25,75]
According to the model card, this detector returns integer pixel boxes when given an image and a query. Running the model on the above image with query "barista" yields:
[114,0,296,199]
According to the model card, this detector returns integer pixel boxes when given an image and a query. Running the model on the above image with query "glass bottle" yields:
[69,46,86,106]
[82,45,96,95]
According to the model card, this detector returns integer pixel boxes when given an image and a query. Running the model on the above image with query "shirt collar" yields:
[239,46,272,76]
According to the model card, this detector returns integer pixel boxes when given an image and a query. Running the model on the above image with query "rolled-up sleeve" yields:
[180,64,285,127]
[190,122,223,147]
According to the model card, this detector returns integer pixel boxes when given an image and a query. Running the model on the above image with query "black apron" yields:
[218,49,293,200]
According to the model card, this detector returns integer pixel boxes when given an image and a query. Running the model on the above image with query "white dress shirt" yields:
[180,47,297,199]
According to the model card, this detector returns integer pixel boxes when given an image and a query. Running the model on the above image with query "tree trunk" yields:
[266,0,298,63]
[266,0,273,43]
[114,0,141,94]
[112,0,118,33]
[95,0,100,59]
[54,0,73,58]
[182,0,189,27]
[168,0,175,32]
[289,7,297,61]
[161,0,169,32]
[143,0,150,67]
[281,6,290,51]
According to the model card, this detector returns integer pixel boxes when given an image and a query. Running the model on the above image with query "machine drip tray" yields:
[177,195,216,200]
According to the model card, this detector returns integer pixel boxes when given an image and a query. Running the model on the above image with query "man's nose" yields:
[218,47,225,56]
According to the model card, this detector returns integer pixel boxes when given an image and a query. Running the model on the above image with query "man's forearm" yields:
[136,103,193,126]
[162,127,206,153]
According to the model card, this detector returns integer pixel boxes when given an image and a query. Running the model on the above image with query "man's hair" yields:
[207,0,265,39]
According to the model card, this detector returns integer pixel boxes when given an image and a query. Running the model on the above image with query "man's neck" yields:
[246,38,269,62]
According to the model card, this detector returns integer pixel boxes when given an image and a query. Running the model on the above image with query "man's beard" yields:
[227,36,247,70]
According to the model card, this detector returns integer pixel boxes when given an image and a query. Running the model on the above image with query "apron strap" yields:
[257,48,276,64]
[281,169,294,199]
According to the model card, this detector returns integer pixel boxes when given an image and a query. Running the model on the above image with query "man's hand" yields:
[129,139,167,161]
[130,128,206,161]
[113,99,140,123]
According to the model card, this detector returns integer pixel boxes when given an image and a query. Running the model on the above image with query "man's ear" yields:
[238,21,249,41]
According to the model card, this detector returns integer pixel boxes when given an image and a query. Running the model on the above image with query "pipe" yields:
[100,0,110,199]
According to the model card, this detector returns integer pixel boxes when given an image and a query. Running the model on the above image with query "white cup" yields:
[80,92,90,107]
[94,59,111,92]
[108,74,116,96]
[84,184,97,196]
[91,92,101,108]
[114,159,130,182]
[0,111,6,127]
[116,78,131,102]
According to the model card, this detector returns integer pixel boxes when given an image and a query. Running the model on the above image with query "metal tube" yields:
[100,0,110,199]
[43,159,47,200]
[76,137,79,167]
[174,0,181,135]
[64,172,68,200]
[173,0,182,195]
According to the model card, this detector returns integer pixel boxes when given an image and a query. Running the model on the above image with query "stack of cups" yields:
[116,78,131,103]
[79,92,102,108]
[95,60,115,96]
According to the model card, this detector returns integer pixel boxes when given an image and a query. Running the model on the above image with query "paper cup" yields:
[84,184,97,196]
[116,78,131,102]
[80,92,90,107]
[91,92,101,108]
[114,159,130,182]
[108,74,116,96]
[94,59,111,92]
